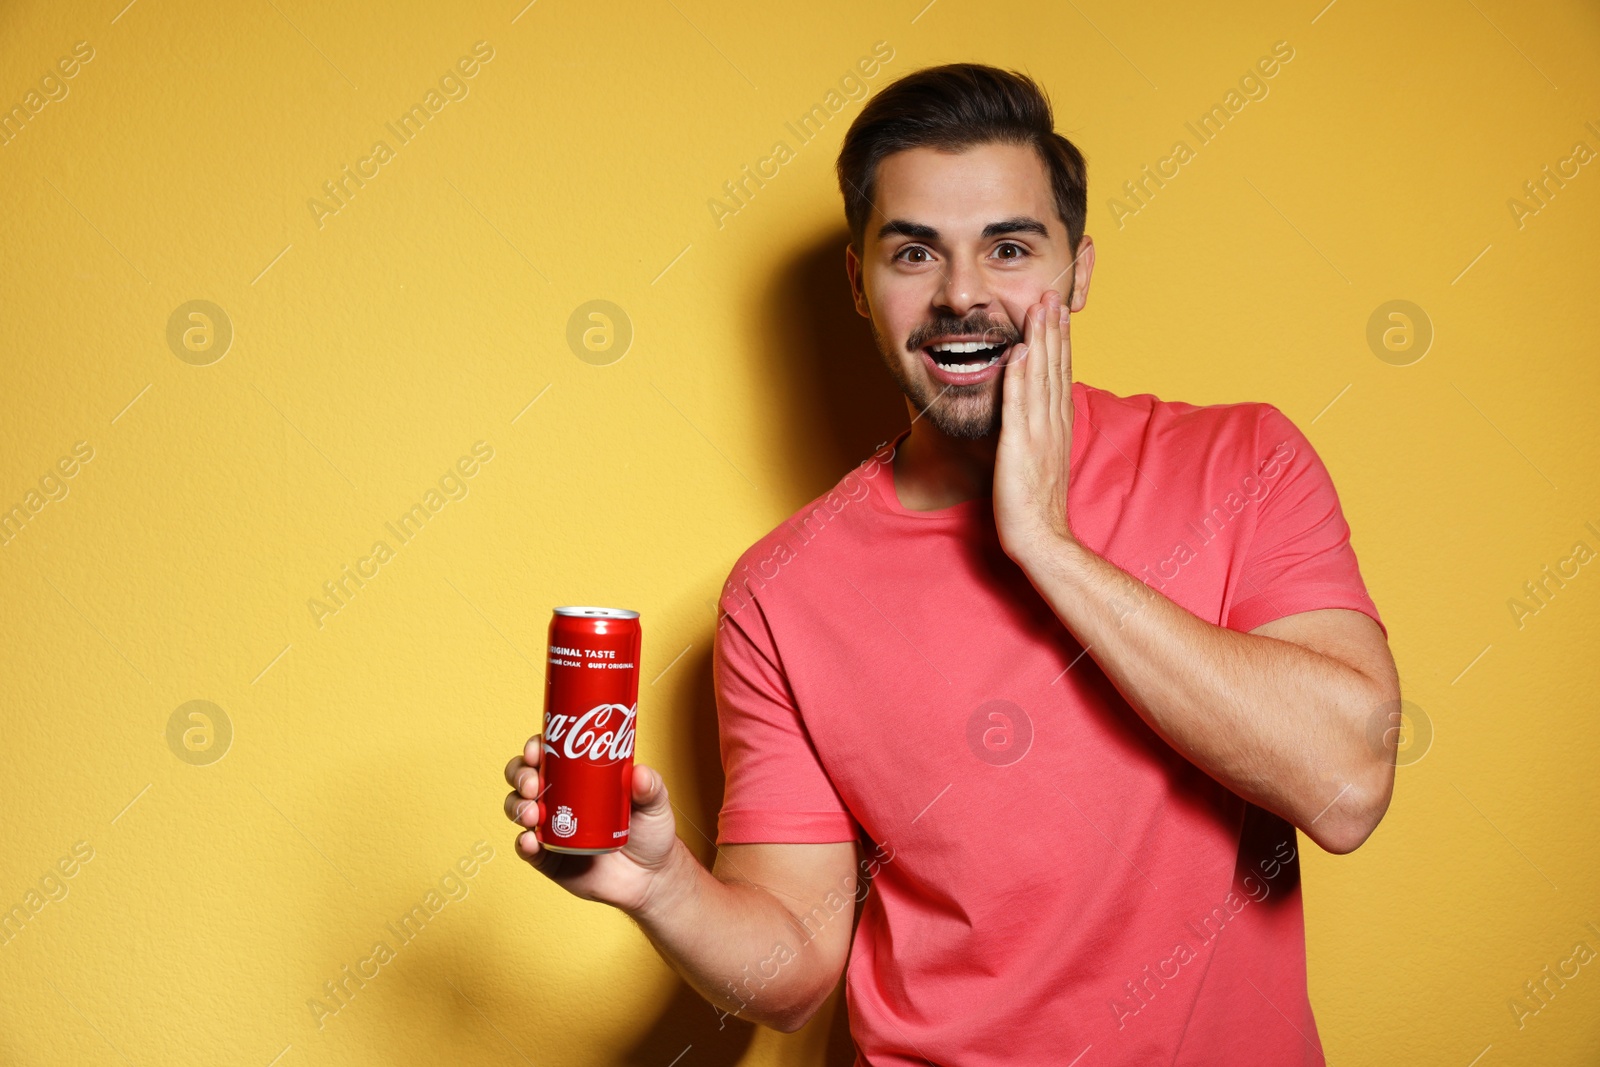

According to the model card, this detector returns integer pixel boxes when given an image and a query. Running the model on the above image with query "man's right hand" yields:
[503,734,860,1033]
[503,734,685,916]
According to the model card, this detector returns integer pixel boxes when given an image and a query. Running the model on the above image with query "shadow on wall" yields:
[760,228,910,504]
[618,233,904,1065]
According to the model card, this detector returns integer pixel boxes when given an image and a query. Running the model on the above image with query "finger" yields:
[503,754,526,789]
[503,790,540,827]
[1005,302,1038,422]
[1060,305,1075,416]
[523,734,545,769]
[1002,340,1028,422]
[508,761,541,799]
[1027,301,1049,430]
[1044,290,1062,417]
[515,829,557,872]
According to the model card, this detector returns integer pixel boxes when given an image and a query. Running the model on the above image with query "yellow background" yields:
[2,0,1597,1064]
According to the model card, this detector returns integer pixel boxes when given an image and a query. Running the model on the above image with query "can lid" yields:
[554,606,640,619]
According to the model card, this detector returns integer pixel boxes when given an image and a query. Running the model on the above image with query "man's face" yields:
[845,141,1094,439]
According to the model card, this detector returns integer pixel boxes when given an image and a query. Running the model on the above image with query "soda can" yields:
[538,606,641,854]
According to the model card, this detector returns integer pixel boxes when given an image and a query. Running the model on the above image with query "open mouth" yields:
[923,339,1011,372]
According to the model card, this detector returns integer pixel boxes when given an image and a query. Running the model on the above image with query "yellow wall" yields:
[2,1,1597,1063]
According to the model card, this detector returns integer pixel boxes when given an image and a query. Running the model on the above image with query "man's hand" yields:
[503,735,685,916]
[994,288,1076,565]
[503,737,861,1031]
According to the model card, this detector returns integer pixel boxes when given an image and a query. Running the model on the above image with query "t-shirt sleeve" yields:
[713,593,859,846]
[1224,404,1388,639]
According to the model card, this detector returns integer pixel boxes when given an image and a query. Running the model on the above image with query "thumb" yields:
[631,764,671,815]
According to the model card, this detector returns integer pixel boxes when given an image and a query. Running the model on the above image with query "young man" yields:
[504,63,1399,1065]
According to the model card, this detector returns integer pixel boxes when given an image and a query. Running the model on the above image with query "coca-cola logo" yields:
[544,702,637,762]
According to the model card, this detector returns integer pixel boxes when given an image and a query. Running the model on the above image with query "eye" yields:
[994,242,1029,260]
[894,245,931,263]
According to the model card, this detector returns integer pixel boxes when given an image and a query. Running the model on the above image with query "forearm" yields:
[625,838,838,1031]
[1017,534,1388,850]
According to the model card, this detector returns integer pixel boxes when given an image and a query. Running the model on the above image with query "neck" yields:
[890,411,1000,511]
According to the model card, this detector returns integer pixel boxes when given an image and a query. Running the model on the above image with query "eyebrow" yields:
[986,216,1051,239]
[875,215,1051,242]
[876,219,940,242]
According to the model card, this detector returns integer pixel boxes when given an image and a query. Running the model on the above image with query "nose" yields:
[933,251,994,321]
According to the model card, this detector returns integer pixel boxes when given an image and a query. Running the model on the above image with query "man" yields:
[504,63,1399,1065]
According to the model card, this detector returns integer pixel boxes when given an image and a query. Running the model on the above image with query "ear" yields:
[844,243,871,318]
[1066,236,1096,313]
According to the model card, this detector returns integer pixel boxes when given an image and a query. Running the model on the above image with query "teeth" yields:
[937,353,1003,373]
[930,340,1000,353]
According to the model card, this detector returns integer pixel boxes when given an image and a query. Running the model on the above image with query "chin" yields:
[922,393,1002,440]
[930,415,1001,440]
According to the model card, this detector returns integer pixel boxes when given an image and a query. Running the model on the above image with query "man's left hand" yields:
[994,288,1076,565]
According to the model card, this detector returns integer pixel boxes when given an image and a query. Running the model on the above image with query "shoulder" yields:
[717,440,895,614]
[1079,380,1289,455]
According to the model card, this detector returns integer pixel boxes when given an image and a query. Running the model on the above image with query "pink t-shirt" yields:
[713,380,1384,1066]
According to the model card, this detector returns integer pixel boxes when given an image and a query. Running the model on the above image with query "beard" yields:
[869,319,1010,440]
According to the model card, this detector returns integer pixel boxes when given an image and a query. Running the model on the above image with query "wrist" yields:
[627,836,700,926]
[1007,524,1086,576]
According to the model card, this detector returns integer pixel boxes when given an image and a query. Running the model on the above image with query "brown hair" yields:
[836,63,1088,255]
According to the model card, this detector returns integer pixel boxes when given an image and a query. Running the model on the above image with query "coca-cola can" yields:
[538,606,641,854]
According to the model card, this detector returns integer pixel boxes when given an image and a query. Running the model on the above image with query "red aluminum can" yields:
[538,606,641,854]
